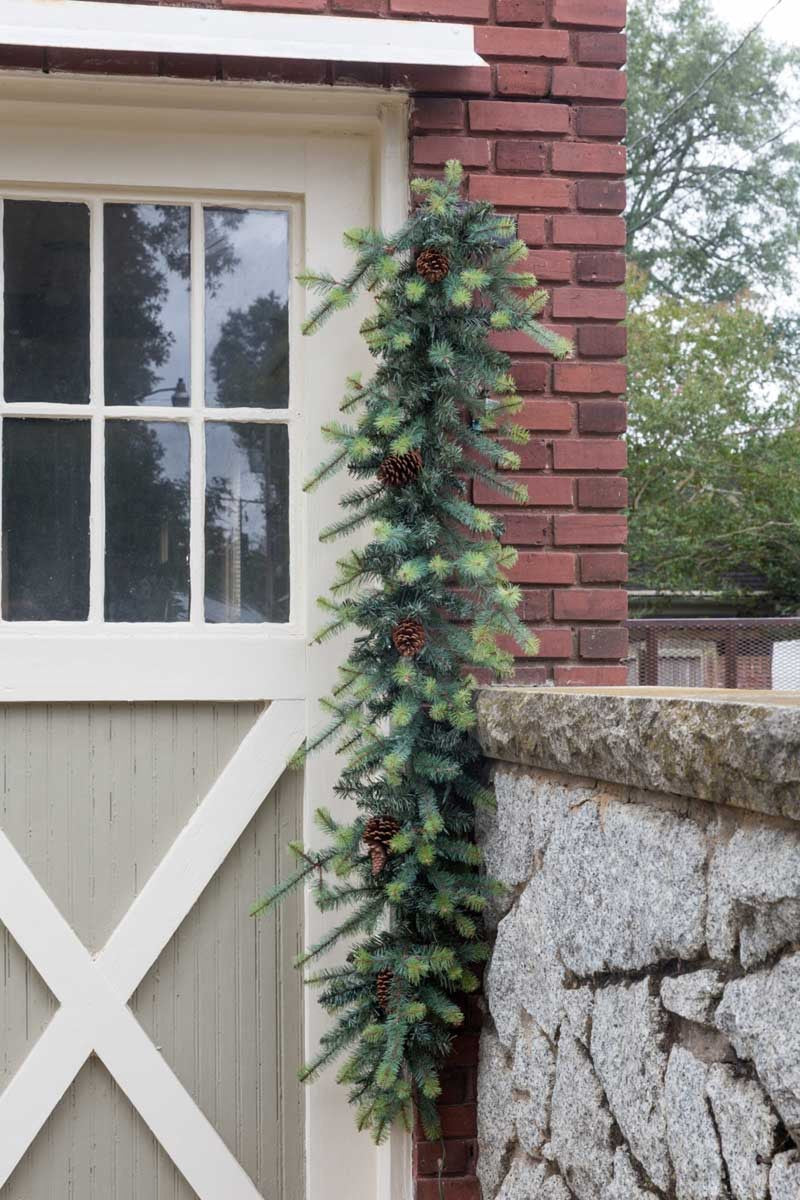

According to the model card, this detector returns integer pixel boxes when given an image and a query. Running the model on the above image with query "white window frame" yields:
[0,72,409,706]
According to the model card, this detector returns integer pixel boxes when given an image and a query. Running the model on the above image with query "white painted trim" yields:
[0,701,305,1198]
[0,0,485,66]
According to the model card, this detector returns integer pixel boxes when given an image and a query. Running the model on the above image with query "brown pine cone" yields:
[377,449,423,488]
[363,815,402,876]
[376,968,393,1012]
[416,247,450,284]
[392,618,426,658]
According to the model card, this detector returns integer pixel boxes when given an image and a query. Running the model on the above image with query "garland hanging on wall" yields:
[254,161,570,1142]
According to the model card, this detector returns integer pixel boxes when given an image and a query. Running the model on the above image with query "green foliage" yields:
[627,270,800,610]
[254,161,568,1142]
[628,0,800,300]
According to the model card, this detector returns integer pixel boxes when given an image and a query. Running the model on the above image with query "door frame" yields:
[0,70,411,1200]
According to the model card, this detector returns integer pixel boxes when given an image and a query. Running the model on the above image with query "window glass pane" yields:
[2,419,90,619]
[3,200,90,404]
[105,421,190,622]
[205,423,289,623]
[105,204,191,408]
[205,209,289,410]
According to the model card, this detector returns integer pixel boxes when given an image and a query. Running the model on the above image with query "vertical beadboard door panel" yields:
[131,768,304,1200]
[0,703,263,952]
[1,1056,199,1200]
[0,926,57,1094]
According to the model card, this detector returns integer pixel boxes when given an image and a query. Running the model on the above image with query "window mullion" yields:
[88,198,105,625]
[189,200,205,626]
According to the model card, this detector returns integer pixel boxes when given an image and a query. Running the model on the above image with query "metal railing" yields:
[626,619,800,691]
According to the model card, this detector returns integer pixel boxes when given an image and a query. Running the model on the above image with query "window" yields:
[0,196,292,625]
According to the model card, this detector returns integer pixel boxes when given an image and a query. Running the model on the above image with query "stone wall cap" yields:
[476,686,800,821]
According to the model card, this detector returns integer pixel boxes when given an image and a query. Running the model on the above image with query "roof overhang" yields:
[0,0,486,67]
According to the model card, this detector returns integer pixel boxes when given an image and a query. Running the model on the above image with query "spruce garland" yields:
[253,161,571,1142]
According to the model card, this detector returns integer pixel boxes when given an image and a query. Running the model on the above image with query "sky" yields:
[710,0,800,43]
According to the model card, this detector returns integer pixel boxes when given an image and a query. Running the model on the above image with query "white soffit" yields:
[0,0,486,67]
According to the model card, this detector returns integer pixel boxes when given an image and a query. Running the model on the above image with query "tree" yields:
[627,273,800,611]
[628,0,800,300]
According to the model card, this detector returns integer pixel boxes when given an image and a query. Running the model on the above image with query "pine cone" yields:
[363,815,401,876]
[416,247,450,284]
[377,449,423,489]
[392,618,426,658]
[376,968,393,1012]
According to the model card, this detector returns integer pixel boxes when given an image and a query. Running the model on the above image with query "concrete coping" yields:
[476,686,800,823]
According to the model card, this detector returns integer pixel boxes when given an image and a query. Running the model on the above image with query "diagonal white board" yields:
[0,699,305,1198]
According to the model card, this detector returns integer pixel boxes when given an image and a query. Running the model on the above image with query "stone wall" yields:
[474,687,800,1200]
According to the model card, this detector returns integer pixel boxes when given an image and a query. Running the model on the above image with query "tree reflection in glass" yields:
[105,421,190,622]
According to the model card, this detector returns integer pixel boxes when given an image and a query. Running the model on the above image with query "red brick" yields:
[449,1034,480,1067]
[511,360,548,391]
[222,56,328,83]
[436,1071,471,1105]
[332,0,382,10]
[438,1104,478,1138]
[497,0,545,22]
[552,216,626,247]
[492,327,576,355]
[552,143,626,176]
[553,514,627,545]
[529,628,573,657]
[390,66,492,93]
[417,1178,482,1200]
[555,363,626,395]
[412,99,466,131]
[497,65,552,98]
[417,1139,476,1176]
[578,324,628,357]
[333,62,386,86]
[469,175,571,210]
[48,49,160,74]
[508,552,576,584]
[474,475,574,506]
[553,440,627,471]
[475,28,570,59]
[578,180,627,212]
[552,66,626,102]
[552,0,627,29]
[577,33,627,66]
[517,215,548,246]
[469,101,570,134]
[552,289,626,321]
[528,250,573,281]
[554,665,629,685]
[576,106,627,139]
[0,46,45,69]
[519,400,574,431]
[413,137,490,166]
[498,512,549,544]
[160,54,218,80]
[553,589,628,621]
[520,590,550,620]
[512,438,548,469]
[390,0,488,15]
[578,400,627,434]
[510,665,549,685]
[580,552,628,583]
[579,627,629,659]
[221,0,327,8]
[578,477,628,508]
[496,140,549,173]
[577,251,626,284]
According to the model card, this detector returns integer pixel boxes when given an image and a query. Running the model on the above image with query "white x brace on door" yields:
[0,74,409,1200]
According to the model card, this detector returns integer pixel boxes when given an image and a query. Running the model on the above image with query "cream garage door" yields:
[0,74,408,1200]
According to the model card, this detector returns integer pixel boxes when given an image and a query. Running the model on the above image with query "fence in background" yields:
[626,619,800,691]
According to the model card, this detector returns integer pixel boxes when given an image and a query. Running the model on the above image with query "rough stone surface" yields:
[770,1151,800,1200]
[664,1047,726,1200]
[477,687,800,820]
[550,1034,614,1200]
[591,979,672,1192]
[661,969,725,1025]
[476,689,800,1200]
[715,952,800,1139]
[705,1063,777,1200]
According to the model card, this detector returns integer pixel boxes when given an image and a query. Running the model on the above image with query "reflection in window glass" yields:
[2,419,90,620]
[205,423,289,623]
[105,421,190,622]
[205,209,289,410]
[3,200,90,404]
[105,204,191,408]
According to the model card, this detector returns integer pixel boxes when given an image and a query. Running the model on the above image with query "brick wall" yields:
[0,1,627,1193]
